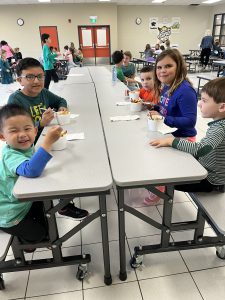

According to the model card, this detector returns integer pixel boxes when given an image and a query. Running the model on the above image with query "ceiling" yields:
[1,0,225,5]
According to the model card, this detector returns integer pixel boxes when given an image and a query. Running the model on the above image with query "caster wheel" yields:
[130,255,143,269]
[216,246,225,259]
[76,264,88,281]
[0,275,5,290]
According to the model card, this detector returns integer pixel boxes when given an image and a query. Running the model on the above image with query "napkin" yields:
[66,74,85,77]
[70,114,79,119]
[66,133,85,140]
[110,115,140,122]
[116,102,130,106]
[158,123,177,135]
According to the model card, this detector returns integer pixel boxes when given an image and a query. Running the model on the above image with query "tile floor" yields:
[1,69,224,300]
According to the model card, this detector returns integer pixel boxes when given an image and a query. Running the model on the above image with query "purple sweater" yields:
[154,80,197,137]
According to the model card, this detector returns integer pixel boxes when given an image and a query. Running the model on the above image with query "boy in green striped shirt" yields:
[150,77,225,192]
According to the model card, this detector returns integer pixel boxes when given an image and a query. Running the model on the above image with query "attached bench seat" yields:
[0,231,12,262]
[190,189,225,235]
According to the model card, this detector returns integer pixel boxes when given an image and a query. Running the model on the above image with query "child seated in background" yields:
[112,50,127,83]
[150,77,225,193]
[122,51,140,90]
[0,104,62,246]
[14,48,22,61]
[138,66,159,109]
[8,57,89,220]
[0,50,13,84]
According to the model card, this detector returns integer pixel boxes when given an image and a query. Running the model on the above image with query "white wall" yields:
[117,5,213,57]
[0,4,118,59]
[0,3,219,60]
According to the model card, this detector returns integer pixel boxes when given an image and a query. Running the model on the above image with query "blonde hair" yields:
[154,48,192,97]
[0,49,6,59]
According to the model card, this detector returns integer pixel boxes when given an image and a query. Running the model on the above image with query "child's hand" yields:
[40,108,55,127]
[42,126,63,152]
[150,137,174,148]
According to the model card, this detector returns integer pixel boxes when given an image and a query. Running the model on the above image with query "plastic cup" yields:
[129,90,140,101]
[51,135,67,151]
[130,101,142,112]
[147,115,163,131]
[55,111,70,125]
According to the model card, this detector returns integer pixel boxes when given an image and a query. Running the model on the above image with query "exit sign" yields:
[90,16,97,23]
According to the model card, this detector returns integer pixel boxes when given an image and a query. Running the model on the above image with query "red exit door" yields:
[78,26,110,65]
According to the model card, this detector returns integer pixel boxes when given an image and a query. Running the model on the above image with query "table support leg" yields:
[118,189,127,281]
[99,195,112,285]
[161,186,174,248]
[44,201,62,262]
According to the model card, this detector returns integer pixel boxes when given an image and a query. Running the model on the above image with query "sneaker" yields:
[58,203,89,220]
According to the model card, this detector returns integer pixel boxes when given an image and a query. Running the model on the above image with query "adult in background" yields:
[200,29,214,69]
[0,40,14,63]
[41,33,59,89]
[143,44,153,60]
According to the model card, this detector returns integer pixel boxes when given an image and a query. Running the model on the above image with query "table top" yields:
[197,74,216,81]
[213,60,225,66]
[54,67,93,86]
[89,66,207,187]
[14,82,112,199]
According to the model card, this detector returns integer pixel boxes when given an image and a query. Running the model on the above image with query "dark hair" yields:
[0,104,33,131]
[0,40,7,46]
[112,50,124,64]
[41,33,50,43]
[123,51,132,59]
[69,47,75,56]
[16,57,44,77]
[64,45,69,50]
[202,78,225,104]
[160,45,165,51]
[50,46,53,51]
[140,65,154,73]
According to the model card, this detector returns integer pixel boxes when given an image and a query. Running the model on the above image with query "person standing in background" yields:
[200,30,214,70]
[0,41,14,64]
[41,33,59,89]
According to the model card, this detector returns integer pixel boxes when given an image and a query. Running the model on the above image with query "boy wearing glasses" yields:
[8,57,89,221]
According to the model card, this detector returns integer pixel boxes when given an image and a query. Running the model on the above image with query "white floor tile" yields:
[82,240,136,289]
[81,210,119,245]
[172,228,225,271]
[192,266,225,300]
[26,248,82,297]
[127,235,187,280]
[0,270,29,300]
[158,201,197,223]
[140,273,202,300]
[83,281,142,300]
[25,290,82,300]
[125,206,162,238]
[56,217,81,248]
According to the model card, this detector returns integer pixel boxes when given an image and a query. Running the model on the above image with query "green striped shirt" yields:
[172,118,225,185]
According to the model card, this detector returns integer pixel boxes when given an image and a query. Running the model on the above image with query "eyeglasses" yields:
[20,74,45,81]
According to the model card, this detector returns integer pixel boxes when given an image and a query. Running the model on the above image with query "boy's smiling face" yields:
[0,115,37,150]
[140,71,154,91]
[17,66,45,97]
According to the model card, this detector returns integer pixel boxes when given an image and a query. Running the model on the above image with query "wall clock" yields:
[135,17,142,25]
[17,18,24,26]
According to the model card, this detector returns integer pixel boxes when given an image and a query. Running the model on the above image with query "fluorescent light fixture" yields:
[38,0,51,2]
[202,0,222,4]
[98,0,111,2]
[152,0,167,3]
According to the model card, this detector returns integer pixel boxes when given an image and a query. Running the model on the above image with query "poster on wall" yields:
[171,17,181,33]
[149,17,158,30]
[157,25,172,43]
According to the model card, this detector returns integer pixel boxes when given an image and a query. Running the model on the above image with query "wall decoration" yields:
[157,25,171,43]
[171,17,181,33]
[149,17,158,30]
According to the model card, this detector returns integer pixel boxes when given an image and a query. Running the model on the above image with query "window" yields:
[213,13,225,46]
